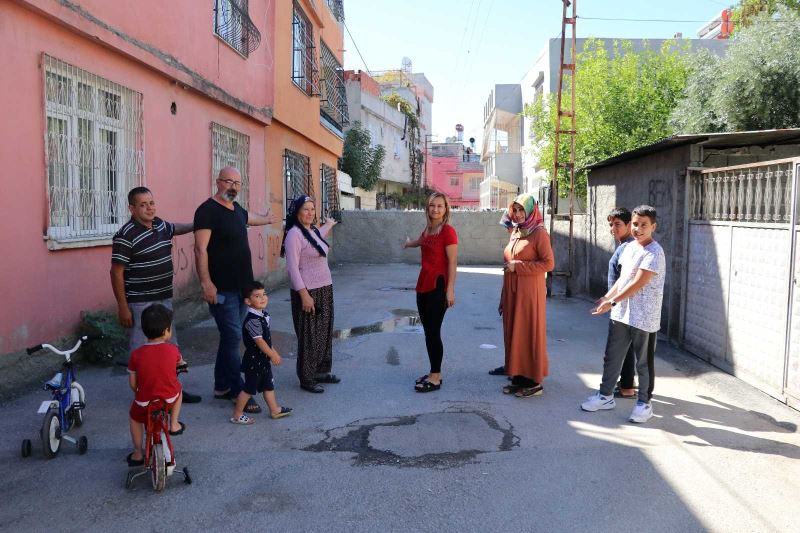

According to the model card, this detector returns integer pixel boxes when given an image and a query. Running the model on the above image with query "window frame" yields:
[43,55,142,246]
[211,122,251,209]
[291,2,319,96]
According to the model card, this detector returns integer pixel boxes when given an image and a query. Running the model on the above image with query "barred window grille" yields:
[319,41,349,132]
[212,123,250,209]
[326,0,345,22]
[214,0,261,58]
[292,2,319,96]
[43,55,144,242]
[689,160,798,223]
[320,164,340,222]
[284,149,312,216]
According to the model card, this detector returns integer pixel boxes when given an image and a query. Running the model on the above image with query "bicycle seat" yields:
[44,373,63,390]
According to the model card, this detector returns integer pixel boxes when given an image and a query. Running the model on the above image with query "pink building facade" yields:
[0,0,278,354]
[429,143,482,209]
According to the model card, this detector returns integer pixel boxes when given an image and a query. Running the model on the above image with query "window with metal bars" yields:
[213,0,262,58]
[43,55,144,244]
[319,41,349,133]
[284,149,313,216]
[319,164,340,222]
[326,0,345,22]
[292,2,319,96]
[211,123,250,208]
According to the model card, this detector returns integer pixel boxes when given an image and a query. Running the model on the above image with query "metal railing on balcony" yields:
[214,0,261,57]
[690,159,799,223]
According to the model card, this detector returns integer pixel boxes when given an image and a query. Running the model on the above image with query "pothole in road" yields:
[303,408,519,469]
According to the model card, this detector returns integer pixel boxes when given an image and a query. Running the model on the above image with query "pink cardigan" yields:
[284,226,333,291]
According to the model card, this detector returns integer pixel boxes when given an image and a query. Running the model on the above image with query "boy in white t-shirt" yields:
[581,205,666,423]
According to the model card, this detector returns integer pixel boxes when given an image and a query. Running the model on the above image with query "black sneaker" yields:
[489,366,506,376]
[182,391,202,404]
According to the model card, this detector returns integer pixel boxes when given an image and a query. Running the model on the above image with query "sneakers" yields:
[628,401,653,423]
[581,392,616,412]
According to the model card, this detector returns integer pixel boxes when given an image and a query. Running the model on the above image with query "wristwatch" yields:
[609,300,617,307]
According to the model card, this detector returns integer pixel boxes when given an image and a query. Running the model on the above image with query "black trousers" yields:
[416,276,448,374]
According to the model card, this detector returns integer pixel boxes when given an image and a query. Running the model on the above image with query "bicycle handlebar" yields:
[26,334,103,356]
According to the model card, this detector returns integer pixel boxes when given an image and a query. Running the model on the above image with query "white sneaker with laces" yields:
[629,401,653,423]
[581,392,616,412]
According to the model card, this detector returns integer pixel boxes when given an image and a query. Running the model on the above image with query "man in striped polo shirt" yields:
[111,187,201,403]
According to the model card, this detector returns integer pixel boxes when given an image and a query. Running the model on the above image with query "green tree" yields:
[526,39,690,199]
[731,0,800,30]
[671,8,800,132]
[341,121,386,191]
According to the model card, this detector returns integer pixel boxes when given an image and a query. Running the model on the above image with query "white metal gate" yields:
[683,158,800,405]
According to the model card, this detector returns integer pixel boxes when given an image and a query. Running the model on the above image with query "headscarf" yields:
[280,195,329,258]
[498,193,544,237]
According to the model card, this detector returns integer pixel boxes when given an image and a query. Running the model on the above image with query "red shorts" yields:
[129,393,179,424]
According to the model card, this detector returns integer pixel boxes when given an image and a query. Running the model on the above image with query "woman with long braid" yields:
[281,196,339,393]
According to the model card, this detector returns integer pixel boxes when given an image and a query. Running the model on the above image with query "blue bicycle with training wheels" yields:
[21,335,99,459]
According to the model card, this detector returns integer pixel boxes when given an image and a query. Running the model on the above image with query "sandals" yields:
[502,384,521,395]
[230,414,255,425]
[168,421,186,436]
[315,374,341,384]
[270,406,293,419]
[489,366,506,376]
[415,379,441,393]
[126,452,144,467]
[515,384,544,398]
[244,398,262,414]
[301,382,325,393]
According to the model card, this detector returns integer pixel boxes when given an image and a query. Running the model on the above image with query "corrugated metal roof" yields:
[585,128,800,170]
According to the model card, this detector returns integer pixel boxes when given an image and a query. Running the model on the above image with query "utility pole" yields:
[549,0,577,297]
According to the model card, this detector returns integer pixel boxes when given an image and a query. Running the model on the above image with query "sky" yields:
[341,0,731,147]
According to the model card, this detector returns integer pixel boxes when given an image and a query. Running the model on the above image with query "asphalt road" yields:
[1,264,799,532]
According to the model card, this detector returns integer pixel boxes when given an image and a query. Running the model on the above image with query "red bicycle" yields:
[125,396,191,491]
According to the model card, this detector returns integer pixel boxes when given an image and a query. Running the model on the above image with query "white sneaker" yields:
[629,401,653,423]
[581,392,616,412]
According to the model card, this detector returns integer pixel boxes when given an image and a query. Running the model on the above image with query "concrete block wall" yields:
[330,210,509,265]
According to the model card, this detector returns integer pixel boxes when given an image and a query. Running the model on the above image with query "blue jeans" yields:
[209,291,247,395]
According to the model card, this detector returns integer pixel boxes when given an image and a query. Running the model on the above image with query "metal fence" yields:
[689,159,796,222]
[211,123,250,208]
[284,149,312,216]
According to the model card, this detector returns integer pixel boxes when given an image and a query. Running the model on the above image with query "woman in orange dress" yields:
[499,194,554,398]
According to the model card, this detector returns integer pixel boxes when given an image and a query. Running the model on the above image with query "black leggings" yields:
[416,276,448,374]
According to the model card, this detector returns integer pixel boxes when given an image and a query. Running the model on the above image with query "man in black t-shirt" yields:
[194,167,276,413]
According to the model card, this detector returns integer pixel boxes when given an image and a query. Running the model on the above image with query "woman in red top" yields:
[403,192,458,392]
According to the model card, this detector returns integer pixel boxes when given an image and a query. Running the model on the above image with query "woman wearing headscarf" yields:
[403,192,458,393]
[499,193,554,398]
[281,196,339,393]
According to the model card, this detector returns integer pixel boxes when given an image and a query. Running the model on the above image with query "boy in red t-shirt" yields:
[126,304,186,466]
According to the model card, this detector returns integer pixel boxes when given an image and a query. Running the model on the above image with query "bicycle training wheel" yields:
[70,382,85,427]
[151,443,166,492]
[40,408,61,458]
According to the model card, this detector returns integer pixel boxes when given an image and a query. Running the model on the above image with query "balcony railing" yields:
[690,159,800,223]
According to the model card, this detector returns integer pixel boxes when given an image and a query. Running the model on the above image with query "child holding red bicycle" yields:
[127,304,186,466]
[231,282,292,425]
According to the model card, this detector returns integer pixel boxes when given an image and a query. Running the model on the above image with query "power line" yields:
[579,16,710,23]
[343,20,371,74]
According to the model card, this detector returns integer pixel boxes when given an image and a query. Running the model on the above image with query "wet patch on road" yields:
[334,310,421,339]
[303,408,519,469]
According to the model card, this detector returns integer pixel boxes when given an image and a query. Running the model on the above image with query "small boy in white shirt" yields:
[581,205,666,423]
